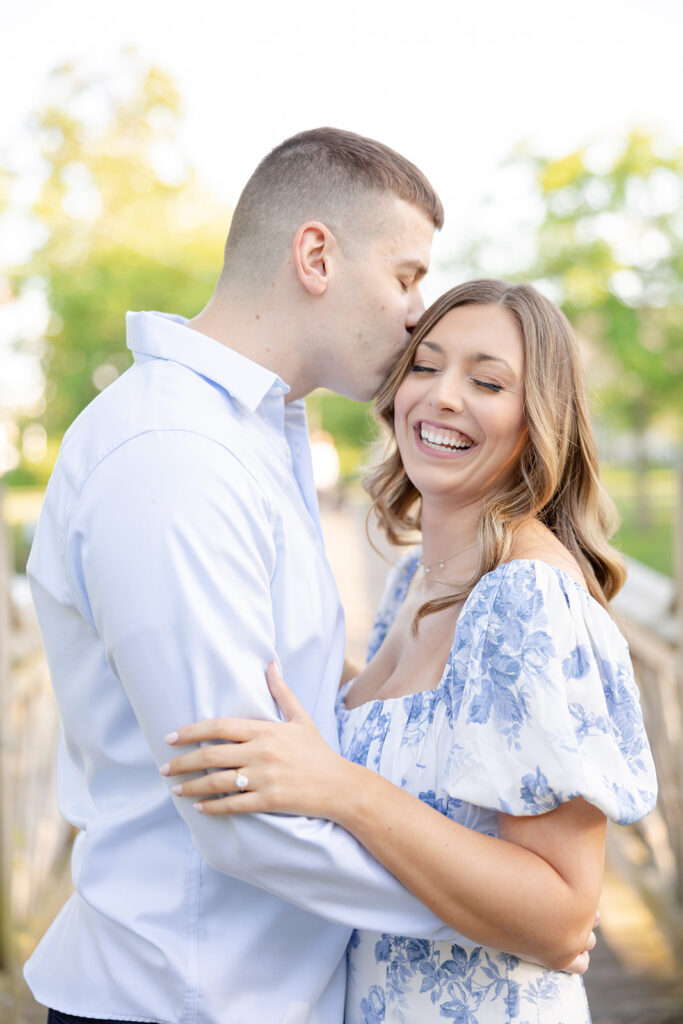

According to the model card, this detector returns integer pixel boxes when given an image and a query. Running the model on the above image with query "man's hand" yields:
[563,913,599,975]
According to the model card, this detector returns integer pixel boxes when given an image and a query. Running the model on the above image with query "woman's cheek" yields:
[393,378,416,428]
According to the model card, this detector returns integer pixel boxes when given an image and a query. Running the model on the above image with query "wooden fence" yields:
[0,487,71,975]
[608,466,683,958]
[0,486,11,971]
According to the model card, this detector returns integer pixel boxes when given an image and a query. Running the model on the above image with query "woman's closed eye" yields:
[409,365,506,392]
[471,377,503,393]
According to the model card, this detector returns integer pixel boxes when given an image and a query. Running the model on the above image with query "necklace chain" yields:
[418,540,478,577]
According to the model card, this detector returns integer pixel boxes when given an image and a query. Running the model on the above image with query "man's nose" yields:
[406,287,426,330]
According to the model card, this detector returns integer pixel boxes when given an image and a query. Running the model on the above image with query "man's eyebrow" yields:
[397,259,429,279]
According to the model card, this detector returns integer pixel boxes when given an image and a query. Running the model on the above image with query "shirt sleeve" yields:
[67,428,465,940]
[442,560,658,824]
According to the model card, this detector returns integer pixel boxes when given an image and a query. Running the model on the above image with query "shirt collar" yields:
[125,310,290,413]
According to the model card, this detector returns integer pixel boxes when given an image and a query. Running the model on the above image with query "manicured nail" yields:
[159,763,170,776]
[194,802,204,813]
[164,731,179,744]
[171,784,182,796]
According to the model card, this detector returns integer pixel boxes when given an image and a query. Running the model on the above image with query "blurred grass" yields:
[603,466,675,577]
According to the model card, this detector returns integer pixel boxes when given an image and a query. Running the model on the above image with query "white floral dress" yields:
[336,555,657,1024]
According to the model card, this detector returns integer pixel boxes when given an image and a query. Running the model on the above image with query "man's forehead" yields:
[376,198,434,255]
[384,196,435,234]
[345,194,434,269]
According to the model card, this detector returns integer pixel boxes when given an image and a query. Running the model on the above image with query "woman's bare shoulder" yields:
[510,520,587,589]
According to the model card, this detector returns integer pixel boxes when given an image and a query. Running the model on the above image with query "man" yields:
[25,128,586,1024]
[26,127,456,1024]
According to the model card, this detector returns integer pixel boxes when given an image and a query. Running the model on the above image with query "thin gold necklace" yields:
[418,540,478,578]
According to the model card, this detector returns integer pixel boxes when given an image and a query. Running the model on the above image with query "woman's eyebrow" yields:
[472,352,514,372]
[418,343,515,374]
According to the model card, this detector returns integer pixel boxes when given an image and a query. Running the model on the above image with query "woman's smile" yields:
[414,420,476,457]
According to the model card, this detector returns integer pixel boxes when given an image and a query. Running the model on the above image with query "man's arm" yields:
[68,428,462,940]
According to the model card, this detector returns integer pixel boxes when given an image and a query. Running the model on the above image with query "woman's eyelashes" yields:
[410,363,504,393]
[471,378,503,393]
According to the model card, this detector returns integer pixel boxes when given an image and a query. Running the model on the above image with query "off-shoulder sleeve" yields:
[443,560,657,825]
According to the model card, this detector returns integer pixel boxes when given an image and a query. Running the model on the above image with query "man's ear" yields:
[292,222,334,296]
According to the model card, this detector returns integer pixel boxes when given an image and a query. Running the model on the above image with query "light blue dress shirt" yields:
[24,312,459,1024]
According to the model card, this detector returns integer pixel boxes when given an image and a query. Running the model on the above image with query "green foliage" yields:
[41,246,217,433]
[5,439,59,488]
[6,52,228,440]
[309,392,377,446]
[526,131,683,438]
[484,132,683,530]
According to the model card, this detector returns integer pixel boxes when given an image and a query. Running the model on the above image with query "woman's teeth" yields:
[420,425,472,451]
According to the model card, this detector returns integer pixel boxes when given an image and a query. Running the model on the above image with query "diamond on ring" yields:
[235,772,249,791]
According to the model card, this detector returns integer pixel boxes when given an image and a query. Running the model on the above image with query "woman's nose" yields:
[429,373,464,412]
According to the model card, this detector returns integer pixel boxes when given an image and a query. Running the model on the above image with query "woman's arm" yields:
[162,664,604,970]
[340,657,360,686]
[337,769,604,971]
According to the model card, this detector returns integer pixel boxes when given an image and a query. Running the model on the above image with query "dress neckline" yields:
[340,555,608,716]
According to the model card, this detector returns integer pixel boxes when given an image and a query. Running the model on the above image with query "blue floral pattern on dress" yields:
[338,555,657,1023]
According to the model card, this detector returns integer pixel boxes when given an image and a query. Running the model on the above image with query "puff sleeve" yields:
[443,560,657,825]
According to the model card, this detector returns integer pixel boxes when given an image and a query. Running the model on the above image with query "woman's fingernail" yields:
[194,802,204,813]
[164,731,179,744]
[159,763,170,776]
[171,784,183,796]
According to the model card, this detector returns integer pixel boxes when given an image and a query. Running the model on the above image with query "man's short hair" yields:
[221,127,443,288]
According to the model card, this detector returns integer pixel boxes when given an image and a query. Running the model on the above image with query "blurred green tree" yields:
[520,132,683,526]
[5,52,228,449]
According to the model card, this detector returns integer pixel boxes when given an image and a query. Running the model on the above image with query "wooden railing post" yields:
[676,455,683,668]
[0,483,13,971]
[676,455,683,912]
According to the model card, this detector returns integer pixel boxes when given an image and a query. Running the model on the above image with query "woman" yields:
[163,280,656,1021]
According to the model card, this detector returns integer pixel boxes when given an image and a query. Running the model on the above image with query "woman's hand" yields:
[160,663,354,819]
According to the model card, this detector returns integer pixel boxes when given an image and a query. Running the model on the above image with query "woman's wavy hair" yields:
[364,279,625,628]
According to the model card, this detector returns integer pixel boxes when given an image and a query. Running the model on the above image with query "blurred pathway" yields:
[320,498,683,1024]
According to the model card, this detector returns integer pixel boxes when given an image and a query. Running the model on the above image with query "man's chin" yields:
[338,379,382,403]
[362,381,384,403]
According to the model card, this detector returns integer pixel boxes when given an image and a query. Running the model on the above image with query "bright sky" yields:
[2,0,682,300]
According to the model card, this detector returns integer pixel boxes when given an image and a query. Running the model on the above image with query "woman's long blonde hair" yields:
[364,279,625,627]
